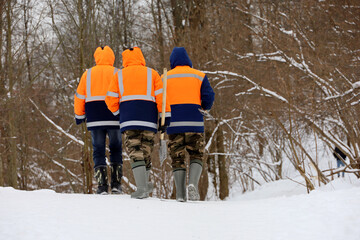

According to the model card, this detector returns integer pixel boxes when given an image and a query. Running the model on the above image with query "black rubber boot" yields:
[94,166,109,195]
[110,163,122,194]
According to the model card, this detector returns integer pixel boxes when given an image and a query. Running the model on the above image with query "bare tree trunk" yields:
[210,90,229,199]
[157,0,165,67]
[17,0,32,190]
[216,124,229,200]
[275,149,282,180]
[78,0,93,194]
[198,123,211,200]
[287,106,314,192]
[78,0,85,77]
[199,159,209,200]
[121,0,128,46]
[19,121,28,190]
[112,0,123,67]
[170,0,185,45]
[170,181,176,200]
[0,0,5,186]
[151,0,165,68]
[7,110,18,188]
[248,0,263,54]
[85,0,96,61]
[5,0,18,188]
[81,125,93,194]
[0,0,5,95]
[23,0,31,83]
[0,145,3,186]
[205,126,218,197]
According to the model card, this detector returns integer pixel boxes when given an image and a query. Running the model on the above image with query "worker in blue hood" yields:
[163,47,215,201]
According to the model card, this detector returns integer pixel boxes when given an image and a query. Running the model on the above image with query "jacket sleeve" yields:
[200,75,215,110]
[155,71,171,116]
[74,71,87,119]
[105,72,120,116]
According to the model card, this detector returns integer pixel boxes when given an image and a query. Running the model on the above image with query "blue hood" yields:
[170,47,193,69]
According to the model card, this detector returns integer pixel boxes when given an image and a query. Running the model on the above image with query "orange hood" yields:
[94,46,115,66]
[122,47,146,67]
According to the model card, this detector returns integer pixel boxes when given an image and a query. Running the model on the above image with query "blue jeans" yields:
[337,159,345,177]
[91,129,122,168]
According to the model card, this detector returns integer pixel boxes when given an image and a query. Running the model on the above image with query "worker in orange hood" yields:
[74,46,122,195]
[106,47,171,199]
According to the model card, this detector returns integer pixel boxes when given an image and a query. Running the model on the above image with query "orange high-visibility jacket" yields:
[165,47,215,134]
[105,47,171,133]
[74,46,120,130]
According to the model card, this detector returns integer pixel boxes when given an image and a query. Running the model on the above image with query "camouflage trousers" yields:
[168,132,204,170]
[123,130,155,170]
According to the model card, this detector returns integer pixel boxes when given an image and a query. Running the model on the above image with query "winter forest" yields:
[0,0,360,200]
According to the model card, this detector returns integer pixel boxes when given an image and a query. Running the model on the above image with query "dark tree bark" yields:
[170,0,185,45]
[5,0,18,188]
[78,0,93,194]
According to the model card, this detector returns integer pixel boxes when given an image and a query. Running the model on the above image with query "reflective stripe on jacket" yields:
[74,46,120,130]
[105,47,171,133]
[165,47,215,134]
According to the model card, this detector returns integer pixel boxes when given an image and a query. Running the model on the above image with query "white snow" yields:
[352,81,360,89]
[1,177,360,240]
[279,28,294,36]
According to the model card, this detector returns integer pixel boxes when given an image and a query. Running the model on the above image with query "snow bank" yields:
[1,177,360,240]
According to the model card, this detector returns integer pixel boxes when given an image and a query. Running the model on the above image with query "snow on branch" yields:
[201,110,250,151]
[352,81,360,89]
[29,98,84,146]
[223,49,286,63]
[236,6,339,97]
[322,69,359,102]
[323,165,360,177]
[204,70,289,104]
[122,176,136,191]
[209,152,281,166]
[205,121,221,152]
[29,146,82,183]
[324,87,355,101]
[236,7,315,51]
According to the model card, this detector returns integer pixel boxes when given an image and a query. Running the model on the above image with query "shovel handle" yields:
[160,68,167,140]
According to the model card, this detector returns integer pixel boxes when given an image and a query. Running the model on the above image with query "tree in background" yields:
[0,0,359,199]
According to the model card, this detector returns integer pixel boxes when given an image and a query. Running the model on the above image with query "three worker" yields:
[74,46,214,201]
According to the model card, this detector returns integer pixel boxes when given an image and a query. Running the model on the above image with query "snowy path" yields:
[1,181,360,240]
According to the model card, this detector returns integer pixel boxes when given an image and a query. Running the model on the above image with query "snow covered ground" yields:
[1,176,360,240]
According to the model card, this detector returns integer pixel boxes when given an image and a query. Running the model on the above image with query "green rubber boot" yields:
[145,170,154,195]
[188,162,202,201]
[174,169,186,202]
[131,166,149,199]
